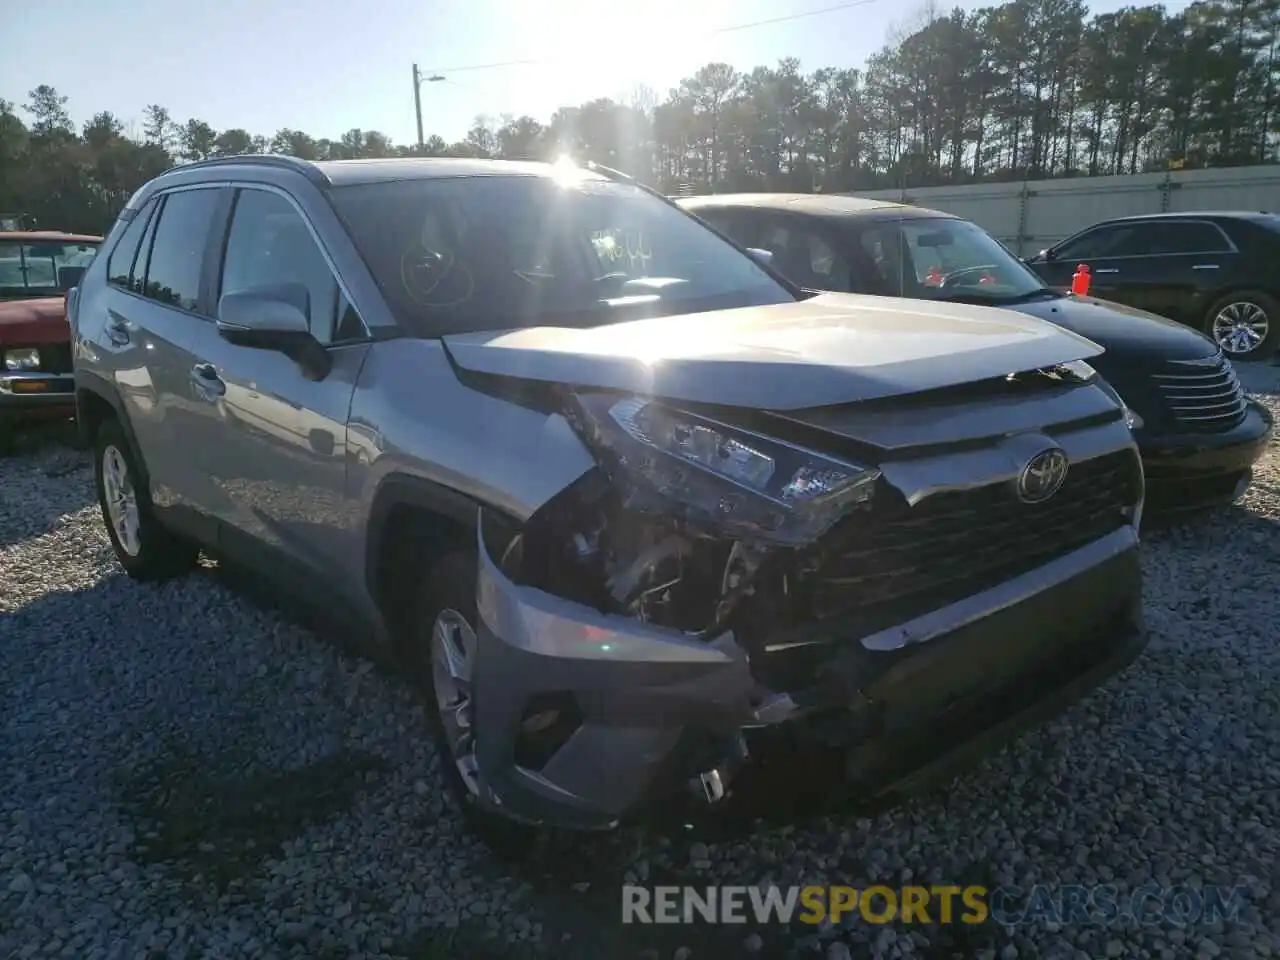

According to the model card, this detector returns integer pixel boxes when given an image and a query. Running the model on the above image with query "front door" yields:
[184,186,371,605]
[1098,219,1235,325]
[1034,222,1135,303]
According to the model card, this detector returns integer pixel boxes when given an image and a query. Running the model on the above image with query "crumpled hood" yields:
[442,292,1104,410]
[0,297,69,346]
[1009,294,1218,364]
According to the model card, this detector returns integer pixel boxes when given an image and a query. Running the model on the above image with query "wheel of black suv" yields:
[411,550,539,859]
[92,418,199,580]
[1204,290,1280,360]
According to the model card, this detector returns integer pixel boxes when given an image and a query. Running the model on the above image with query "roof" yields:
[1101,210,1274,223]
[313,157,600,186]
[0,230,103,243]
[678,192,953,221]
[158,154,611,188]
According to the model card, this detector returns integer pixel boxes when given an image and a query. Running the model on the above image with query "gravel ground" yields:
[2,380,1278,960]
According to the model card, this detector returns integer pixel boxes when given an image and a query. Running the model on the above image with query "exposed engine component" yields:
[505,469,774,638]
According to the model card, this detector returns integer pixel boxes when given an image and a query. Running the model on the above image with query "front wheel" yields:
[1204,290,1280,360]
[411,550,539,859]
[92,418,199,580]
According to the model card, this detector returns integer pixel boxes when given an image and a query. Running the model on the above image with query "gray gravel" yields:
[2,382,1278,959]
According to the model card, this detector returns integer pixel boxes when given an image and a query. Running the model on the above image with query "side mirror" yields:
[57,266,87,292]
[746,247,775,268]
[217,283,332,381]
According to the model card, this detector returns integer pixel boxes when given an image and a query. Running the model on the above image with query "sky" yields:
[3,0,1155,147]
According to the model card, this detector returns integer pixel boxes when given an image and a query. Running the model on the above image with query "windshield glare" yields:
[330,176,793,335]
[852,219,1048,302]
[0,240,99,297]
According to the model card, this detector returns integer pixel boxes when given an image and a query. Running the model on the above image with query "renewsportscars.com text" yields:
[621,884,1248,927]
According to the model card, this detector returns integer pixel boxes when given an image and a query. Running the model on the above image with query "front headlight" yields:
[568,393,880,545]
[4,347,40,371]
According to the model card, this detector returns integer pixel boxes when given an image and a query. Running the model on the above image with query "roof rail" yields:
[582,161,681,207]
[583,161,635,183]
[158,154,328,187]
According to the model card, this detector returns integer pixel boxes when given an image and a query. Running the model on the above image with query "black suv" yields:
[1024,212,1280,361]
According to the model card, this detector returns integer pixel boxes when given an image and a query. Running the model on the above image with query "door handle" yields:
[1192,264,1220,270]
[190,363,226,400]
[1093,268,1119,275]
[105,316,130,345]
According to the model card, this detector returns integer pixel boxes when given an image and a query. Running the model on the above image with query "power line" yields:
[425,0,882,76]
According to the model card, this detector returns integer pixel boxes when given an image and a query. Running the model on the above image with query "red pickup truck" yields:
[0,230,102,451]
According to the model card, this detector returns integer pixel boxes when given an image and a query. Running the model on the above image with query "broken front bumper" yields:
[470,525,1146,831]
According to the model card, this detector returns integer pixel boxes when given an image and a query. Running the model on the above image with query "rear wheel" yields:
[1204,290,1280,360]
[92,418,199,580]
[410,550,539,859]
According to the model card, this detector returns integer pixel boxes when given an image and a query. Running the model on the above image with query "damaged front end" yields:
[467,373,1146,829]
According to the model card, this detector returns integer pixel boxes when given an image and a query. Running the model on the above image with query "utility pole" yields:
[412,63,425,149]
[411,65,446,150]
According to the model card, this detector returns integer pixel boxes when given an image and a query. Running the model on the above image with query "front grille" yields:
[1151,353,1246,431]
[804,450,1139,624]
[38,343,73,374]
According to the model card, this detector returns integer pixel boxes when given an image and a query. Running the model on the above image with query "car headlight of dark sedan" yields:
[567,392,880,546]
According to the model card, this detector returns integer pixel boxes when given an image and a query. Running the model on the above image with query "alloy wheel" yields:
[102,444,141,557]
[431,608,480,797]
[1211,301,1270,355]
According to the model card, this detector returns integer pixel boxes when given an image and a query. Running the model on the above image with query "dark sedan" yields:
[678,193,1273,512]
[1023,211,1280,361]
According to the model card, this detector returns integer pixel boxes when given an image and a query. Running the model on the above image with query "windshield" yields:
[0,239,100,299]
[330,174,794,335]
[849,218,1051,304]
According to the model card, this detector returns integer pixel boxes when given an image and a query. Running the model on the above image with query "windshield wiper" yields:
[935,287,1061,305]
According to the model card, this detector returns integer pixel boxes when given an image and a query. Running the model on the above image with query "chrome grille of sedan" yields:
[1151,352,1247,431]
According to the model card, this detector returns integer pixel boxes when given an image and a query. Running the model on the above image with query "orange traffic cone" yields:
[1071,263,1091,296]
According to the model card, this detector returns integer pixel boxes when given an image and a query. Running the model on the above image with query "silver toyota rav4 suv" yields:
[72,155,1147,851]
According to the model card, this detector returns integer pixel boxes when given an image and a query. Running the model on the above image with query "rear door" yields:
[1100,219,1236,325]
[747,213,853,293]
[99,186,226,534]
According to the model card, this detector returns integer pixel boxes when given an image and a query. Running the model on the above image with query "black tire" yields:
[1203,289,1280,361]
[92,417,199,580]
[410,550,540,860]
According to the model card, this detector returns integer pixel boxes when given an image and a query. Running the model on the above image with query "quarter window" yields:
[219,189,345,342]
[107,199,157,289]
[141,189,221,311]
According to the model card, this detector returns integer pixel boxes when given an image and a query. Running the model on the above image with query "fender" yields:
[74,372,148,482]
[364,472,490,601]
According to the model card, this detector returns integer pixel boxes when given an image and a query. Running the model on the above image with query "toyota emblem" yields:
[1017,448,1069,503]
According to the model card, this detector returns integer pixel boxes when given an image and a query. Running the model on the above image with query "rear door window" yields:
[757,217,850,291]
[1141,221,1232,254]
